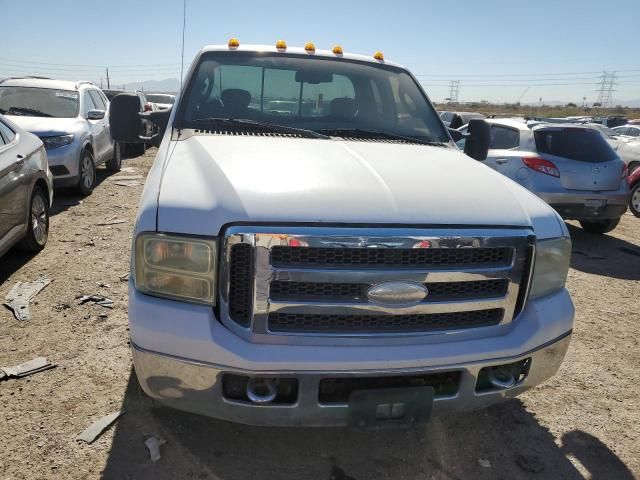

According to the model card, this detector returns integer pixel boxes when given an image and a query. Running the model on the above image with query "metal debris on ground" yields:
[76,411,125,444]
[145,436,166,463]
[3,276,53,321]
[53,303,71,311]
[96,219,127,226]
[0,357,56,380]
[478,458,492,468]
[97,282,111,288]
[77,294,114,309]
[113,181,143,187]
[110,175,143,181]
[119,273,130,282]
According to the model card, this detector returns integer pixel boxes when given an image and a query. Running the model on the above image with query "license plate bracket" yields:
[348,386,434,428]
[585,198,606,208]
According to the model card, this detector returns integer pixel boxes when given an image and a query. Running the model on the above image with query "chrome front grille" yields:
[220,227,534,345]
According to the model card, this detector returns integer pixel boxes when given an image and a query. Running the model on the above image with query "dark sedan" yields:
[0,114,53,257]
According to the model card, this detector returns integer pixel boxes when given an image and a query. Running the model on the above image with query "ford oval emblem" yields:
[366,281,428,306]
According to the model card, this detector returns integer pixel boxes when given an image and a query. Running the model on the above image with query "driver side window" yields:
[83,92,97,117]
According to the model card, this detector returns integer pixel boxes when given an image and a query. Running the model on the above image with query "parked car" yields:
[110,41,574,427]
[457,119,629,233]
[586,122,640,174]
[0,114,53,257]
[612,124,640,138]
[0,77,121,195]
[440,111,486,129]
[144,93,175,110]
[629,166,640,217]
[103,88,156,155]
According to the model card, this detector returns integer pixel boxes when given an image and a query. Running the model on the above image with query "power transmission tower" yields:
[596,71,616,108]
[447,80,460,103]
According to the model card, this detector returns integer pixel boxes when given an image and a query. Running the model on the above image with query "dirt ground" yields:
[1,147,639,480]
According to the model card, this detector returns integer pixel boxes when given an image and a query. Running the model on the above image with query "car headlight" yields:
[529,237,571,299]
[133,233,217,305]
[41,134,74,150]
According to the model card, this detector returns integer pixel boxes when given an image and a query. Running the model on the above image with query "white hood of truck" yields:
[156,135,564,238]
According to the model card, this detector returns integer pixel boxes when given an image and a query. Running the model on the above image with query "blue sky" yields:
[3,0,640,104]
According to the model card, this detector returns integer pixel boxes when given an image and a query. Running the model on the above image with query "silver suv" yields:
[0,77,122,195]
[458,118,629,234]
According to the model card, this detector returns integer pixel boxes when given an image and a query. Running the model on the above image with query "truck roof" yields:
[197,44,406,69]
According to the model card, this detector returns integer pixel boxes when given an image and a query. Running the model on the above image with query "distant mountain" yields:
[109,78,180,94]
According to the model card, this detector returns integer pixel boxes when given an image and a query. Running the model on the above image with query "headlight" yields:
[529,237,571,299]
[134,233,217,305]
[41,134,74,150]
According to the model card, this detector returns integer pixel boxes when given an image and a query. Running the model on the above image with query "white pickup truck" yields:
[110,41,574,427]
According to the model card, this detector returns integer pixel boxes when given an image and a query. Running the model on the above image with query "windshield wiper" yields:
[317,128,447,146]
[6,106,53,117]
[190,117,329,139]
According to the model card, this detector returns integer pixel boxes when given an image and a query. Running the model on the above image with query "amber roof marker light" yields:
[332,45,344,56]
[373,51,384,61]
[276,39,287,50]
[304,42,316,53]
[228,38,240,49]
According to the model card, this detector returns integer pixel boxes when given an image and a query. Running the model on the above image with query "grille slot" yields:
[268,309,504,334]
[228,243,254,327]
[271,246,512,269]
[270,279,509,303]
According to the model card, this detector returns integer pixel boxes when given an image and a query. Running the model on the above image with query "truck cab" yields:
[110,41,574,427]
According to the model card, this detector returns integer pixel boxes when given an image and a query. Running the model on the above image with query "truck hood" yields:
[5,115,79,137]
[156,135,563,238]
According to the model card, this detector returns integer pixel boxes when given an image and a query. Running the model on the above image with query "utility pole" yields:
[105,67,110,89]
[596,71,616,108]
[447,80,460,104]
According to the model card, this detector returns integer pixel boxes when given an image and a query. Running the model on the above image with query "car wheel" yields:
[17,186,49,251]
[105,142,122,172]
[579,218,620,234]
[630,183,640,218]
[76,149,96,196]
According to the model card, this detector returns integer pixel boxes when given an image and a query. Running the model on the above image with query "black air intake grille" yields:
[270,246,512,269]
[228,243,254,327]
[270,279,509,303]
[268,309,503,334]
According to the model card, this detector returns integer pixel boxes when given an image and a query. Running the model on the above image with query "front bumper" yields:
[129,283,574,426]
[131,333,571,426]
[46,142,82,187]
[539,191,629,220]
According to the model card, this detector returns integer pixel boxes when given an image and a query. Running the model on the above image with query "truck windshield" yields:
[0,87,79,118]
[177,52,449,143]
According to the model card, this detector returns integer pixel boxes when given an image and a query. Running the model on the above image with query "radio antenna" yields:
[179,0,187,93]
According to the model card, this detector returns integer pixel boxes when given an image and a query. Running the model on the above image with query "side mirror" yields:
[109,93,143,143]
[87,109,105,120]
[139,108,171,147]
[464,119,490,161]
[448,128,464,142]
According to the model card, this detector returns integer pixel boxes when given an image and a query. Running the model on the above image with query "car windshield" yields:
[146,94,175,104]
[177,52,449,143]
[0,86,79,118]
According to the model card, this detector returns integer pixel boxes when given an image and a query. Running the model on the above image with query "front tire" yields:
[105,142,122,172]
[579,218,620,234]
[630,183,640,218]
[18,187,49,251]
[76,149,96,196]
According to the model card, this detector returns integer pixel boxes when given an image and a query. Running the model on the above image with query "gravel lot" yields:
[1,148,639,480]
